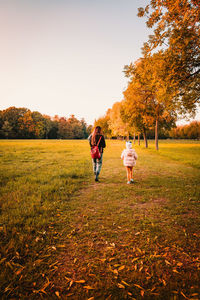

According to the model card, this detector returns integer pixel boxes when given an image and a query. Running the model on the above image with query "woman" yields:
[88,126,106,181]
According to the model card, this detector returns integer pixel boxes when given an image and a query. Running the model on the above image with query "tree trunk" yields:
[138,134,140,146]
[143,130,148,148]
[155,119,159,150]
[133,133,135,144]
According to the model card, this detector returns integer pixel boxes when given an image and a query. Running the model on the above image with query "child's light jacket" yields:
[121,149,138,167]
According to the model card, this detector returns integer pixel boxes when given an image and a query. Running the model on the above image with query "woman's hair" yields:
[91,126,102,145]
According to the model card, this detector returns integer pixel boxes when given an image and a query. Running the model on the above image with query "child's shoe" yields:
[127,181,131,184]
[130,179,134,183]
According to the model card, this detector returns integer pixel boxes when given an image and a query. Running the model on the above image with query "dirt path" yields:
[53,151,200,299]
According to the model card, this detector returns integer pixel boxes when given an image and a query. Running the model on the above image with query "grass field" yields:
[0,139,200,299]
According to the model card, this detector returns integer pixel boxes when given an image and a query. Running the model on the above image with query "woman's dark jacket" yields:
[88,134,106,153]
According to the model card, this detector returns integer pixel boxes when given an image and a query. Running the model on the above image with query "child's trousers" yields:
[126,166,133,181]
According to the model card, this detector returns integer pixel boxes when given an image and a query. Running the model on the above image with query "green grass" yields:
[0,139,200,299]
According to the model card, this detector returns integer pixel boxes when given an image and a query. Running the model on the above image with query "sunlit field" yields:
[0,139,200,299]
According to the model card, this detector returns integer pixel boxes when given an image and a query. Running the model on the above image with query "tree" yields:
[18,111,35,138]
[108,102,132,139]
[138,0,200,117]
[122,85,154,148]
[1,121,13,138]
[124,55,176,149]
[1,107,29,138]
[170,121,200,139]
[94,110,112,138]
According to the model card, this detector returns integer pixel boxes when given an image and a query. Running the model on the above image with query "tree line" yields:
[0,107,92,139]
[95,0,200,149]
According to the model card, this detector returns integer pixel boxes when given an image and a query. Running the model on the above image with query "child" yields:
[121,141,138,184]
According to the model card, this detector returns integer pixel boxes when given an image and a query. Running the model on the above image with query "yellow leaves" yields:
[118,265,125,272]
[173,269,180,274]
[162,279,167,286]
[83,286,95,290]
[165,259,171,265]
[113,269,118,276]
[132,257,139,262]
[0,258,6,265]
[134,284,144,290]
[68,281,74,289]
[140,290,145,297]
[180,291,189,299]
[56,244,66,248]
[15,268,24,275]
[75,280,85,284]
[117,283,125,289]
[121,280,129,286]
[135,232,141,236]
[55,291,60,298]
[109,257,115,262]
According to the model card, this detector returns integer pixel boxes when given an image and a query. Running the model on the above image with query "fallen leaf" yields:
[83,286,95,290]
[113,269,118,275]
[162,279,166,286]
[180,291,189,299]
[173,269,180,274]
[15,268,24,275]
[118,265,125,271]
[117,283,125,289]
[134,284,144,290]
[55,291,60,298]
[141,290,145,297]
[75,280,85,284]
[109,258,115,262]
[121,280,129,286]
[139,266,143,272]
[132,257,139,262]
[0,258,6,265]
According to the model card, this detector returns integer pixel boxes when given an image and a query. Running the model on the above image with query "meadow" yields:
[0,139,200,299]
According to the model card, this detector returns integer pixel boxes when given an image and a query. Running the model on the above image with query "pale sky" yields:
[0,0,199,125]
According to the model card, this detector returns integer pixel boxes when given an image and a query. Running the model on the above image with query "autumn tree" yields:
[0,107,91,139]
[122,83,154,148]
[170,121,200,139]
[0,107,29,138]
[124,55,176,149]
[108,102,134,139]
[94,111,112,138]
[138,0,200,117]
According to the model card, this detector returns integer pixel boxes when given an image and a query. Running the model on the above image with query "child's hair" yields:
[91,126,102,145]
[126,141,132,149]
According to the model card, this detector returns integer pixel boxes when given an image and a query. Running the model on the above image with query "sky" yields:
[0,0,199,125]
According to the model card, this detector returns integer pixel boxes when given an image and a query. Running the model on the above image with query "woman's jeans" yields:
[92,153,103,176]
